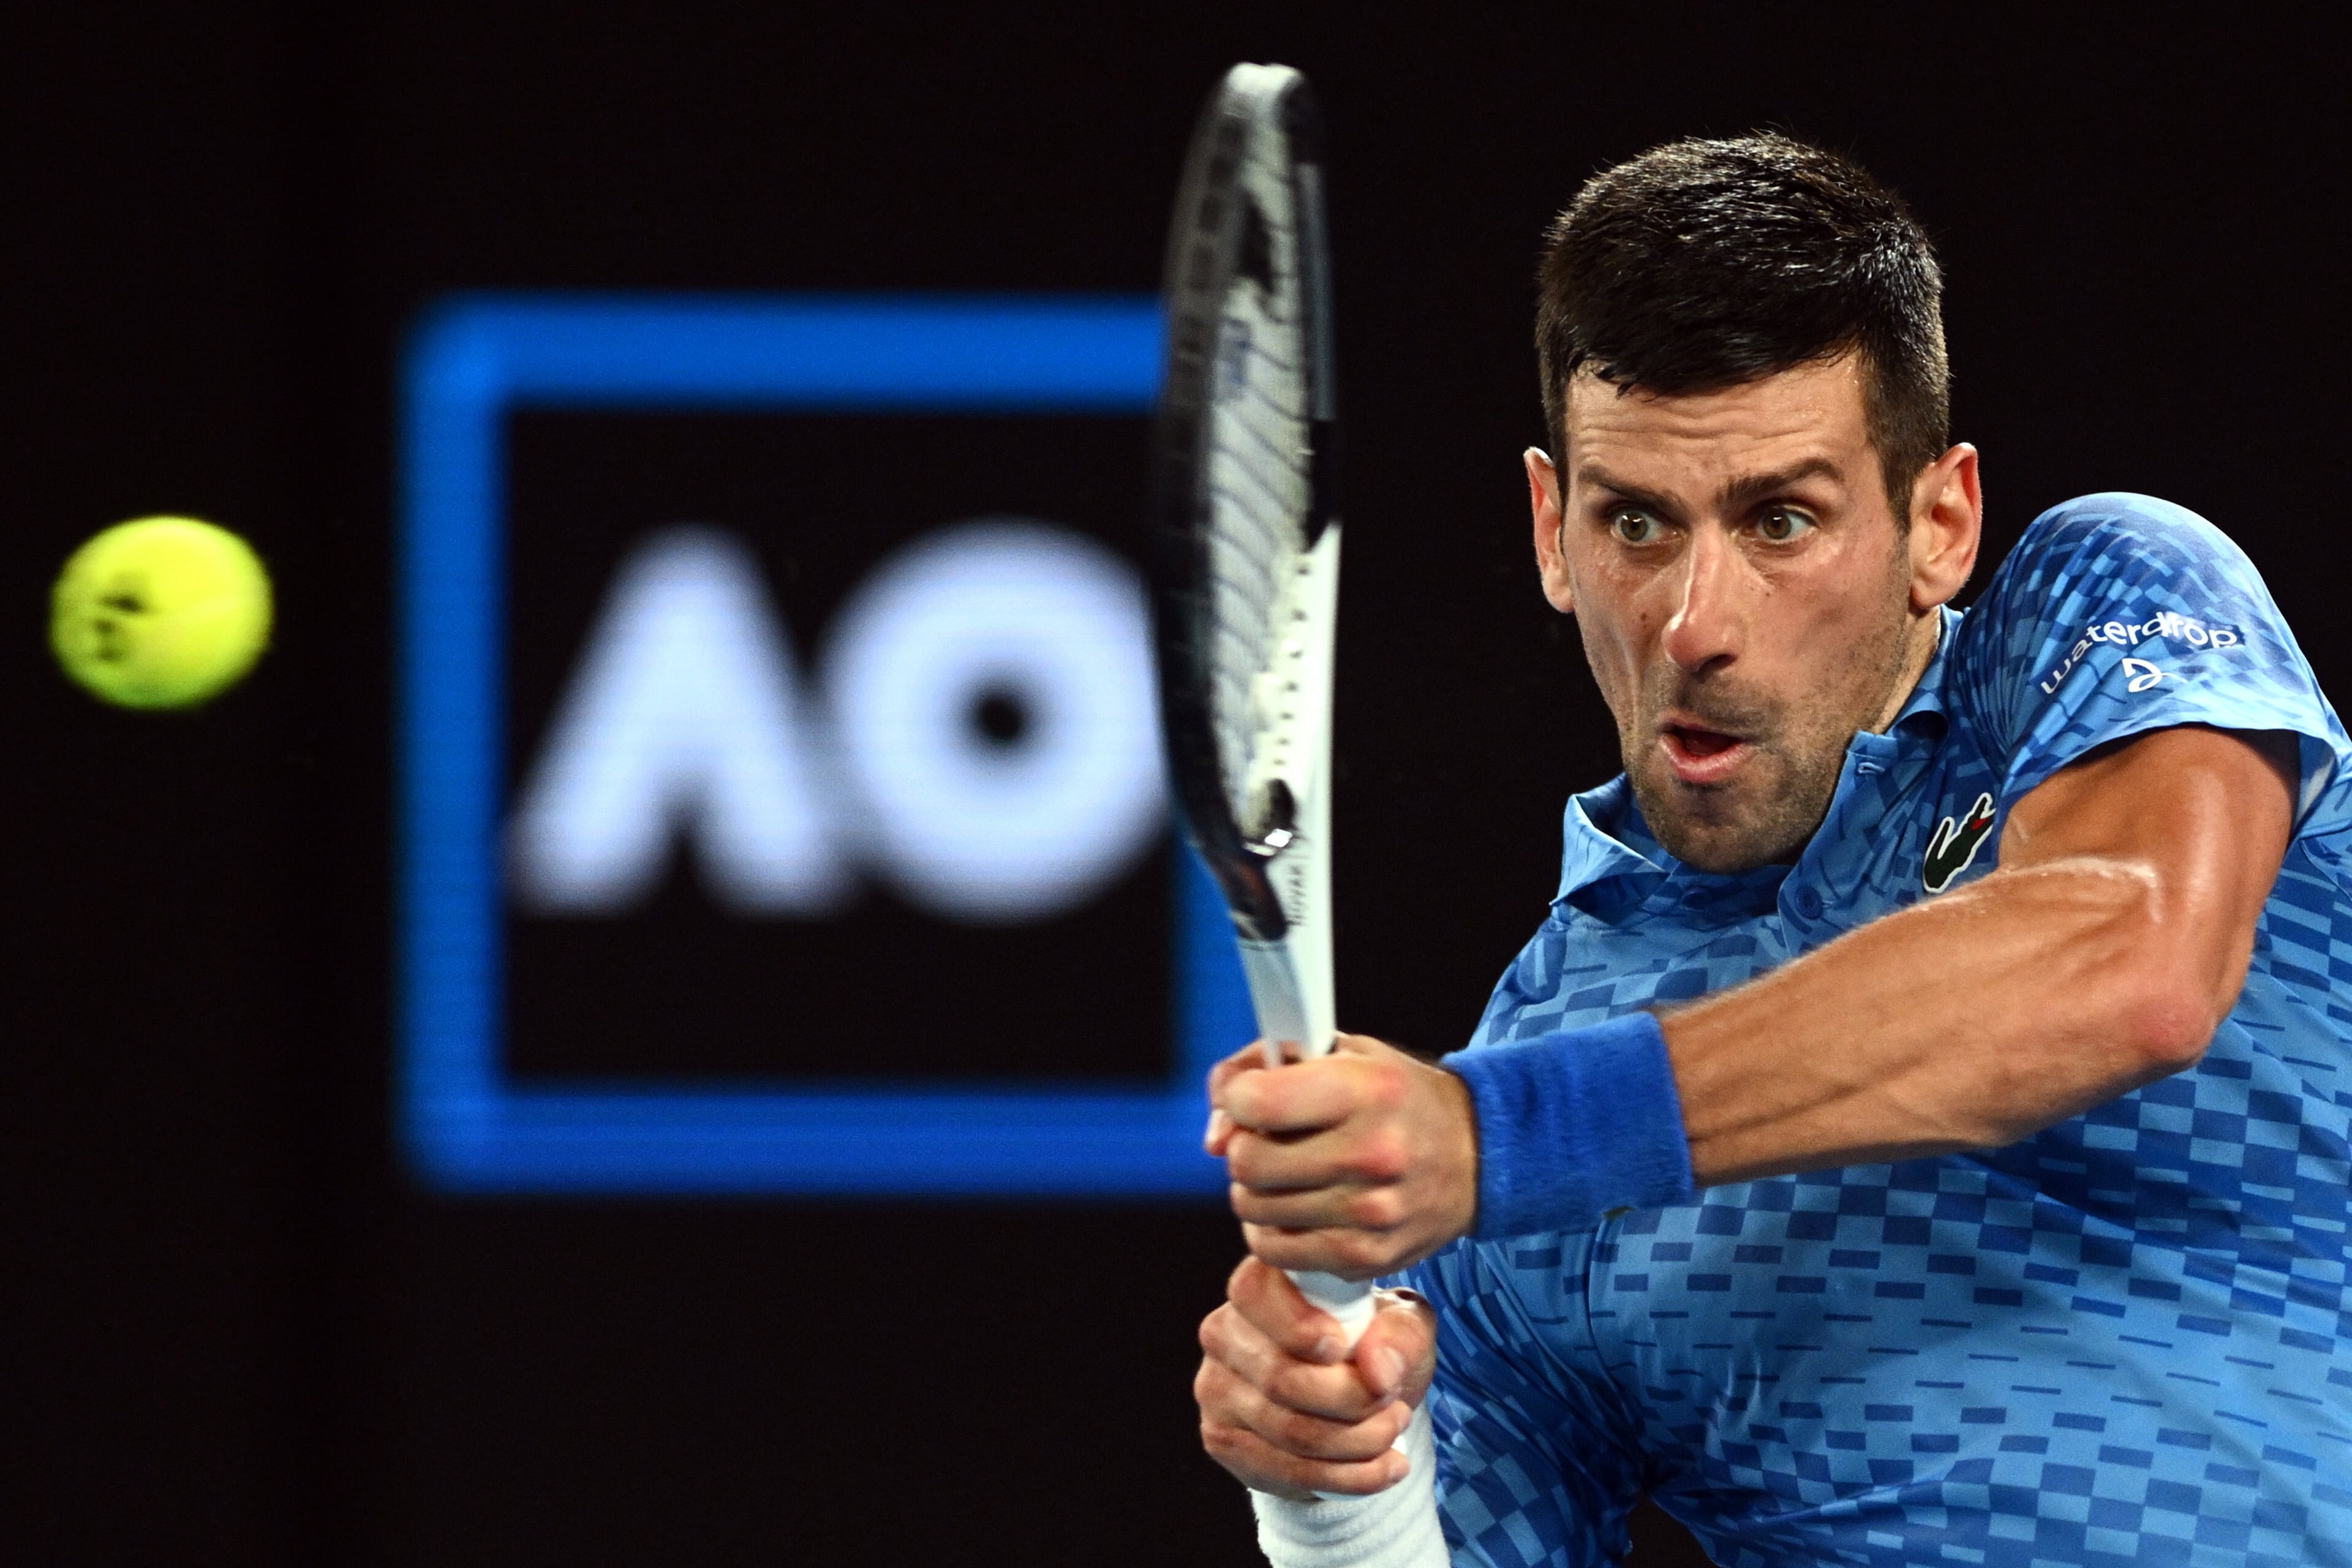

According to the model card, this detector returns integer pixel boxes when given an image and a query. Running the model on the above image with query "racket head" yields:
[1150,63,1341,943]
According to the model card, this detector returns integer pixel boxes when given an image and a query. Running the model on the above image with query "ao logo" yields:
[510,519,1166,923]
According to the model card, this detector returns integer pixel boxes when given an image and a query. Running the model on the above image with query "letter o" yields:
[823,518,1165,922]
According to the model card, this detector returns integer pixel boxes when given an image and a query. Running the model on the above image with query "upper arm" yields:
[1996,725,2297,1020]
[1952,496,2352,1030]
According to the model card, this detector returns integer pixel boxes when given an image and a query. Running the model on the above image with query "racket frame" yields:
[1150,63,1372,1344]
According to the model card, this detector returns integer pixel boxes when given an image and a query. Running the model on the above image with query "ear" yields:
[1527,447,1575,614]
[1906,442,1981,614]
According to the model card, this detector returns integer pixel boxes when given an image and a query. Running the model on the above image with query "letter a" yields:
[508,527,851,914]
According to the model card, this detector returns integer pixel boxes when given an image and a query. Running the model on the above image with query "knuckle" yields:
[1199,1417,1245,1460]
[1350,1187,1406,1231]
[1263,1363,1324,1412]
[1356,1129,1411,1182]
[1247,1229,1306,1271]
[1224,1137,1264,1184]
[1330,1230,1390,1275]
[1282,1368,1367,1421]
[1261,1362,1303,1408]
[1264,1406,1325,1451]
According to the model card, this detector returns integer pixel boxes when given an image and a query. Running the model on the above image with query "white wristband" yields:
[1250,1403,1446,1567]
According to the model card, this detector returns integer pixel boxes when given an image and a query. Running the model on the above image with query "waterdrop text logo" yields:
[396,295,1250,1194]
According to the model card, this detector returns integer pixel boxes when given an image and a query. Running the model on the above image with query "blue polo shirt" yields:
[1407,494,2352,1566]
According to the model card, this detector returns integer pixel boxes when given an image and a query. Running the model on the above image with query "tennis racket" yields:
[1150,63,1370,1344]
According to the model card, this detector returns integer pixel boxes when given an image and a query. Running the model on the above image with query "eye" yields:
[1608,507,1664,545]
[1755,505,1818,543]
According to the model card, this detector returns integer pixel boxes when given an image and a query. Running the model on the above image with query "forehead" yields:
[1562,354,1870,490]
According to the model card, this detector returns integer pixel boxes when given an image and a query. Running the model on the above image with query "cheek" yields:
[1571,603,1647,712]
[1776,557,1910,684]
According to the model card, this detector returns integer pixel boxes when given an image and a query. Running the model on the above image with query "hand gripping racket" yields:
[1150,64,1371,1345]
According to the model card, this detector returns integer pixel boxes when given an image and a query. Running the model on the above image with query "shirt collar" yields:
[1555,775,1665,904]
[1886,604,1962,739]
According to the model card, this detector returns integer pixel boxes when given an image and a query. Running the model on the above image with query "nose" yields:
[1659,527,1746,676]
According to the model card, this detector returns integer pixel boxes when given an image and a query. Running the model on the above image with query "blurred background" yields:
[4,6,2344,1564]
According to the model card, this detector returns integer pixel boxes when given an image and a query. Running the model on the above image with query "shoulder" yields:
[1981,492,2259,609]
[1949,492,2278,687]
[1940,491,2348,828]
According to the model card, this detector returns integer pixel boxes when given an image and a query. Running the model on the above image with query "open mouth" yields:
[1659,722,1754,785]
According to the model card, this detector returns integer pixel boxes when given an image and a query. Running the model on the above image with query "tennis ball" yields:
[51,516,273,709]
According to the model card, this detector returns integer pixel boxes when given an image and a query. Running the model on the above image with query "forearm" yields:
[1665,854,2225,1183]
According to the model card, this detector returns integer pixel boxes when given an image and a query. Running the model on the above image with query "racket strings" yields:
[1202,128,1315,835]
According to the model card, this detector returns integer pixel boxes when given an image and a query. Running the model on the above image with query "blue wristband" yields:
[1444,1012,1695,1239]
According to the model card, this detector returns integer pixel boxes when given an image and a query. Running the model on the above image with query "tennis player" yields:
[1196,134,2352,1565]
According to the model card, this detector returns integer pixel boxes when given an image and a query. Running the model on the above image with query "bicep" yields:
[1997,725,2296,1005]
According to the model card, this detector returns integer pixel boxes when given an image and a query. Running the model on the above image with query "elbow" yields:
[2113,972,2219,1079]
[2070,858,2236,1080]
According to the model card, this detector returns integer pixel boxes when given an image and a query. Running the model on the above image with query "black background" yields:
[4,6,2345,1565]
[503,410,1174,1082]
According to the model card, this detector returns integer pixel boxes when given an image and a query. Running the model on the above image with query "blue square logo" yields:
[396,295,1249,1193]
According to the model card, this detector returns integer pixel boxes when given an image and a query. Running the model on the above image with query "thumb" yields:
[1354,1289,1438,1403]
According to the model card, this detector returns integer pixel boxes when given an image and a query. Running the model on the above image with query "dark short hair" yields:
[1536,133,1948,520]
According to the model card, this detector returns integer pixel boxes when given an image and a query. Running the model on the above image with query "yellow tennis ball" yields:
[51,516,274,709]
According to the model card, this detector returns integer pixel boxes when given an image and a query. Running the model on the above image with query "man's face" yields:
[1531,354,1972,873]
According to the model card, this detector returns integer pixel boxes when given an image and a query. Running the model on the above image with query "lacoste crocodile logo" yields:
[1923,791,1997,893]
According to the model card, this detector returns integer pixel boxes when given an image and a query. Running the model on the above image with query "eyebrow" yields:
[1715,457,1844,514]
[1578,456,1846,518]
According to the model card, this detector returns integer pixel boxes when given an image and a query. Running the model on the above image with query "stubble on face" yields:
[1609,541,1915,872]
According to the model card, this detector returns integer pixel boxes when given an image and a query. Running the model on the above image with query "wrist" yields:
[1443,1012,1695,1238]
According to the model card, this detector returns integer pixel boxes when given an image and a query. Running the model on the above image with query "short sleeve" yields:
[1950,492,2352,832]
[1406,1240,1652,1567]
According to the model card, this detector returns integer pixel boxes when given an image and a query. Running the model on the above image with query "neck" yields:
[1869,608,1943,734]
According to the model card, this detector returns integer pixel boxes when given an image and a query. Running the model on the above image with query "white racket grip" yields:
[1291,1268,1376,1344]
[1298,1270,1403,1504]
[1236,936,1335,1065]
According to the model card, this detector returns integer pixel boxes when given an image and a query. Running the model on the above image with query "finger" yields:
[1199,1409,1411,1500]
[1204,1106,1235,1155]
[1197,1356,1417,1462]
[1229,1183,1392,1237]
[1242,1221,1395,1282]
[1207,1044,1269,1107]
[1227,1256,1350,1362]
[1223,1056,1379,1134]
[1227,1125,1410,1196]
[1223,1123,1338,1190]
[1200,1298,1395,1423]
[1353,1291,1439,1402]
[1205,1044,1274,1152]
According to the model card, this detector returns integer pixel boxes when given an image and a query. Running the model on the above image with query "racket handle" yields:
[1291,1268,1376,1347]
[1290,1269,1408,1502]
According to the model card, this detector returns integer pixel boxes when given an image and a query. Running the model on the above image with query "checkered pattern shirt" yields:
[1406,494,2352,1566]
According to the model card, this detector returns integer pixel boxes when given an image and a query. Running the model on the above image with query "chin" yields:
[1665,830,1785,876]
[1635,772,1808,874]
